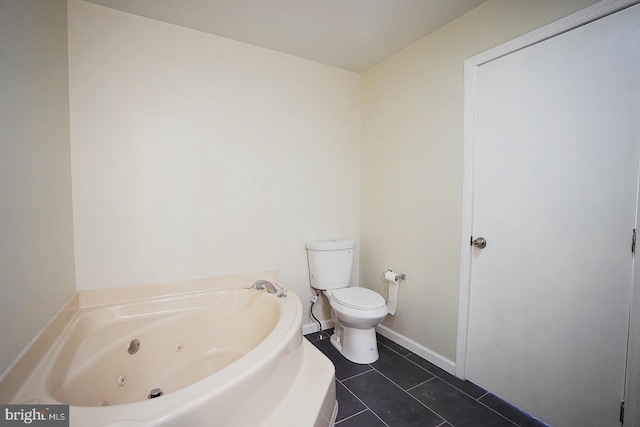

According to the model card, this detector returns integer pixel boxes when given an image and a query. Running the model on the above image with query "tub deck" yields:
[0,271,337,427]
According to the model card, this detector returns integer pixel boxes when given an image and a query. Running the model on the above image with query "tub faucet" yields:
[248,280,288,298]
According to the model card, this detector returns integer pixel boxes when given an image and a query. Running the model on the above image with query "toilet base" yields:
[329,326,379,364]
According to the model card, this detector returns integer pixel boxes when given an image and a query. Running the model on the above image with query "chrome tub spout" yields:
[246,280,288,298]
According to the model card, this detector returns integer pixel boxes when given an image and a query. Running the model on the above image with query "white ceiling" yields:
[82,0,487,72]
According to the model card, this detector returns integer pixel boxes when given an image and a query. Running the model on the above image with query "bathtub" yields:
[0,272,337,426]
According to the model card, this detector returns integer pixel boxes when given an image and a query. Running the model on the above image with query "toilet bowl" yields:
[325,287,388,363]
[306,240,388,364]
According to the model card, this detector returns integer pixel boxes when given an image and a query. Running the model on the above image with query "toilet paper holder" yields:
[384,269,406,281]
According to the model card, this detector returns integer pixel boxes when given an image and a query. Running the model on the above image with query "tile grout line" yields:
[313,332,539,427]
[337,377,391,427]
[371,367,448,426]
[333,408,367,425]
[398,370,520,427]
[378,338,523,427]
[309,334,386,425]
[311,334,389,426]
[400,354,521,427]
[401,352,488,401]
[372,410,391,427]
[469,394,521,427]
[373,339,470,426]
[338,367,375,383]
[377,339,412,358]
[406,375,437,393]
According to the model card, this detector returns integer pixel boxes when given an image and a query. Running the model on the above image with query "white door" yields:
[466,4,640,427]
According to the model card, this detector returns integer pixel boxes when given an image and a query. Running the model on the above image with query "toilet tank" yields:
[306,240,355,290]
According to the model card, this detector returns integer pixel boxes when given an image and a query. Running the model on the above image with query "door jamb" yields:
[456,0,640,423]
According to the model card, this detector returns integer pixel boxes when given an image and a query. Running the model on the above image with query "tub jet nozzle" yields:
[127,339,140,354]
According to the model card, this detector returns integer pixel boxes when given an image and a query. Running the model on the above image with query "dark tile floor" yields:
[305,330,548,427]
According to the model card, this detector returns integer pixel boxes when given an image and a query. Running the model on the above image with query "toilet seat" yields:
[330,287,386,311]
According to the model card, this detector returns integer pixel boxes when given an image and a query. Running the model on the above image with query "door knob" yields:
[472,237,487,249]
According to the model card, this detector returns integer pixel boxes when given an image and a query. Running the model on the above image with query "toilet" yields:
[306,240,388,364]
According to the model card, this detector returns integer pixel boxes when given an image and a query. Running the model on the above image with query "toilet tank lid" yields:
[306,240,355,251]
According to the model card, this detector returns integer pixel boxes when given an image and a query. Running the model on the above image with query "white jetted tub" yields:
[0,272,337,427]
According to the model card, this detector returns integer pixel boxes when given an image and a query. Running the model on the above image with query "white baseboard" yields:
[302,319,334,336]
[303,321,456,376]
[376,324,456,376]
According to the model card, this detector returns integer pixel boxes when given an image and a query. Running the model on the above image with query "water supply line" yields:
[310,291,326,339]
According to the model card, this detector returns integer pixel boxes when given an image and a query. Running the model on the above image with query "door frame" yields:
[456,0,640,424]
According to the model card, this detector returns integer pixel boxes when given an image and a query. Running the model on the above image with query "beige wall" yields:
[0,0,76,375]
[1,0,604,377]
[67,0,361,325]
[360,0,601,362]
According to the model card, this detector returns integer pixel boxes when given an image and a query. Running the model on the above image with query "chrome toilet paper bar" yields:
[383,269,406,281]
